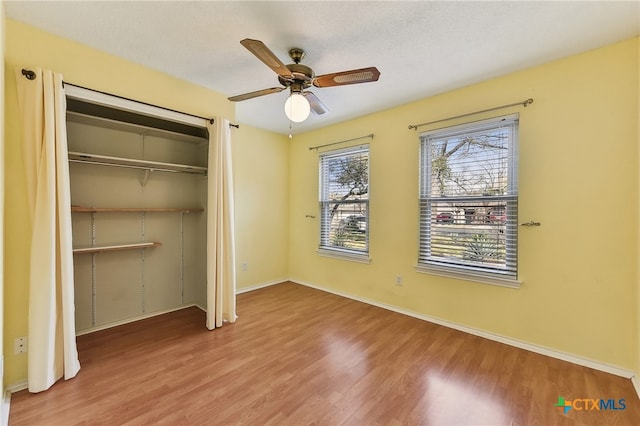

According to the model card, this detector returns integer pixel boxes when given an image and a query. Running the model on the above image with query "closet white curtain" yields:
[206,118,237,329]
[15,68,80,392]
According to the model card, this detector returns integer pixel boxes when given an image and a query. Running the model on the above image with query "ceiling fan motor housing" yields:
[279,63,314,93]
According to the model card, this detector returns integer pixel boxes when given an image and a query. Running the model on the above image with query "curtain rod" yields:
[62,80,217,124]
[21,68,241,128]
[309,133,374,151]
[408,98,533,131]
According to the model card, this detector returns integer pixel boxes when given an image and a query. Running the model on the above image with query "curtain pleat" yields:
[15,68,80,392]
[206,118,237,329]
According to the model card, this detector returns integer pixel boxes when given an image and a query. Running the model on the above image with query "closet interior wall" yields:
[67,113,208,333]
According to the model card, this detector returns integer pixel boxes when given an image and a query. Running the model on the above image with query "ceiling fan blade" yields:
[313,67,381,88]
[303,91,328,115]
[240,38,293,79]
[228,87,286,102]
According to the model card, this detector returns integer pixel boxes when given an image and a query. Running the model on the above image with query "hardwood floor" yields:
[8,282,640,425]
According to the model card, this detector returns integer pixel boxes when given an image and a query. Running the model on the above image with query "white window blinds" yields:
[419,115,518,279]
[319,145,369,256]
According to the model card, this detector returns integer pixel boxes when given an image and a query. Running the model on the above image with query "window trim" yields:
[317,247,371,264]
[414,263,521,289]
[418,114,519,282]
[318,144,370,260]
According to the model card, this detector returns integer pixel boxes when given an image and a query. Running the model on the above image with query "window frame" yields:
[416,114,520,287]
[318,144,370,262]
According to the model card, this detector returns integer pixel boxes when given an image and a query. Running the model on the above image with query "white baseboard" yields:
[291,278,635,380]
[632,375,640,400]
[236,279,285,294]
[3,380,28,424]
[76,304,201,336]
[1,390,10,426]
[5,381,27,394]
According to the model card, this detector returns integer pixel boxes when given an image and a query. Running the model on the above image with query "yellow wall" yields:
[637,36,640,384]
[2,20,289,386]
[289,37,639,371]
[0,3,6,397]
[233,125,290,289]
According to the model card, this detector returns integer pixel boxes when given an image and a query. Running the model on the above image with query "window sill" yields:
[317,248,371,264]
[415,264,521,289]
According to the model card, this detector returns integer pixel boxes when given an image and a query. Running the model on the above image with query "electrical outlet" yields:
[241,262,248,271]
[395,275,403,286]
[14,337,27,355]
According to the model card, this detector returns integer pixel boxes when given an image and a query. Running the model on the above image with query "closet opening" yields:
[66,92,210,335]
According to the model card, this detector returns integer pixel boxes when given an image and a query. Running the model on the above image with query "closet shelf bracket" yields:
[141,169,151,188]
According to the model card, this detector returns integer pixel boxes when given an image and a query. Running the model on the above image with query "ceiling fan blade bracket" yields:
[278,75,294,87]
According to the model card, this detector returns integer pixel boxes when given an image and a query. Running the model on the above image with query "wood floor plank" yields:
[8,282,640,425]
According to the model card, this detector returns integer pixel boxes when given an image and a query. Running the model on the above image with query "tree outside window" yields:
[319,146,369,256]
[419,115,518,279]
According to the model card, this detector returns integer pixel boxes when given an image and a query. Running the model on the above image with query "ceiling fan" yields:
[228,38,381,122]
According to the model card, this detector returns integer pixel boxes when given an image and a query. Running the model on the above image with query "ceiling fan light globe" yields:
[284,93,311,122]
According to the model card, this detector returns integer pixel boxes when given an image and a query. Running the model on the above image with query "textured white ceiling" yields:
[5,1,640,135]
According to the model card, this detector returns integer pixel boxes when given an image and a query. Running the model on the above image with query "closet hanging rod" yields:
[309,133,374,151]
[21,70,240,128]
[407,98,533,130]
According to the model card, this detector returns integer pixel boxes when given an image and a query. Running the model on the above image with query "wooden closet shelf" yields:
[71,206,204,213]
[68,151,208,175]
[73,241,162,254]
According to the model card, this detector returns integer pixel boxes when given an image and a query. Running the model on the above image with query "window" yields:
[319,145,369,259]
[418,115,518,282]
